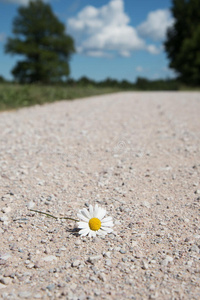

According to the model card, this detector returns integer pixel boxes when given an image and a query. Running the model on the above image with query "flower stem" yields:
[29,209,78,222]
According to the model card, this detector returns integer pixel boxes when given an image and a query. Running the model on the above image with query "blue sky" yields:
[0,0,176,82]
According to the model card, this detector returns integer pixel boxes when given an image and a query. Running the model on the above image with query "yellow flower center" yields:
[89,218,101,231]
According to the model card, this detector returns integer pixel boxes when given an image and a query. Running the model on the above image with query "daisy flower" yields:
[77,204,114,238]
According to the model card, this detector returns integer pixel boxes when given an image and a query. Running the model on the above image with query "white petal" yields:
[93,231,97,237]
[94,204,99,217]
[82,208,91,219]
[89,230,96,238]
[89,205,94,217]
[101,226,113,233]
[101,216,112,223]
[77,222,89,229]
[101,221,113,227]
[79,228,90,236]
[77,213,89,222]
[96,207,107,220]
[97,229,107,236]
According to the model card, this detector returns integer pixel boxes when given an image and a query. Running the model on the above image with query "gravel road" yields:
[0,92,200,300]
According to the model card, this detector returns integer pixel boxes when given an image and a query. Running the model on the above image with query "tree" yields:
[0,75,6,83]
[164,0,200,85]
[5,0,75,83]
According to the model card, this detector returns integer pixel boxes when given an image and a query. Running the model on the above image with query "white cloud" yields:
[147,44,161,55]
[137,9,174,41]
[136,66,143,72]
[86,50,113,58]
[67,0,159,57]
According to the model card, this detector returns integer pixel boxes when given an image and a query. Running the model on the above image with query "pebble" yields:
[122,257,128,262]
[89,276,97,282]
[161,256,173,266]
[0,253,12,260]
[142,201,151,208]
[98,273,106,282]
[42,255,57,262]
[141,260,149,270]
[74,240,81,246]
[27,201,35,209]
[0,216,9,222]
[189,245,199,253]
[103,251,111,258]
[1,277,12,285]
[88,255,102,264]
[34,294,42,299]
[71,260,81,267]
[0,283,6,289]
[105,259,112,266]
[18,291,32,298]
[186,260,193,267]
[46,283,55,291]
[94,289,101,296]
[194,189,200,194]
[1,207,11,213]
[119,249,126,254]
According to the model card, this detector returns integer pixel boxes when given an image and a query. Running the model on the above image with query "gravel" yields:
[0,92,200,299]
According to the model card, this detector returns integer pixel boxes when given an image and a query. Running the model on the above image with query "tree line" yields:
[2,0,200,86]
[0,73,180,90]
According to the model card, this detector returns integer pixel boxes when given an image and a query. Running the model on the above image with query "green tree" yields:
[0,75,6,83]
[5,0,75,83]
[164,0,200,85]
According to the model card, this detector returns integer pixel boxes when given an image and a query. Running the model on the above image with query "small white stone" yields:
[161,256,173,266]
[26,263,35,269]
[34,294,42,299]
[0,277,11,285]
[71,260,81,267]
[194,235,200,239]
[149,284,156,291]
[0,283,6,289]
[115,220,121,225]
[0,216,9,222]
[98,273,106,282]
[1,207,11,213]
[166,256,173,262]
[42,255,57,262]
[27,201,35,209]
[105,259,112,266]
[142,201,151,208]
[0,254,12,260]
[88,255,102,264]
[103,251,111,258]
[18,291,32,298]
[74,240,81,246]
[70,283,77,290]
[131,241,138,247]
[195,189,200,194]
[186,260,193,267]
[141,260,149,270]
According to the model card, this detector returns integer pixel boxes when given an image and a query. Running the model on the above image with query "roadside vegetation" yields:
[0,76,198,112]
[0,81,121,111]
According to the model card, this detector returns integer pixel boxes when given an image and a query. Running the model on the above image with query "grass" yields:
[0,83,121,111]
[1,82,199,112]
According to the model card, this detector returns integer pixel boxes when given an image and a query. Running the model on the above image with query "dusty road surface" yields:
[0,92,200,300]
